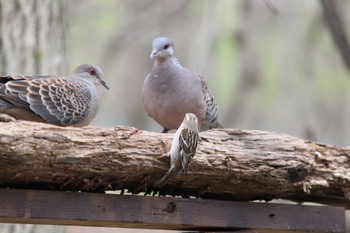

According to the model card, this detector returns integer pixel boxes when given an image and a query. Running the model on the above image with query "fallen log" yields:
[0,121,349,207]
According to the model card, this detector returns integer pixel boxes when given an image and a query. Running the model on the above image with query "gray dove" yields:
[142,37,221,133]
[0,64,109,126]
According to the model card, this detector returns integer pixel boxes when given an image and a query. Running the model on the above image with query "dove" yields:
[155,113,199,188]
[0,64,109,126]
[142,37,222,133]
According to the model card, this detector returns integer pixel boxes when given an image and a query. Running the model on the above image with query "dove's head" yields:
[150,37,174,60]
[74,64,110,90]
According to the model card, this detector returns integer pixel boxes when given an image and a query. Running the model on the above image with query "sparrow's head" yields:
[183,113,199,132]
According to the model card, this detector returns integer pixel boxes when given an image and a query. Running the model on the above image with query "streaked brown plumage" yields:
[155,113,199,188]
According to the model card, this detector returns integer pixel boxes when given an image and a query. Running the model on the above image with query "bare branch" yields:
[320,0,350,72]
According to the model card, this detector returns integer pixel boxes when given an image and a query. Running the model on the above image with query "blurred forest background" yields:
[0,0,349,232]
[68,0,350,147]
[72,0,350,231]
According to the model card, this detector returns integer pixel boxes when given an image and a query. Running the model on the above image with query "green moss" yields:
[33,50,42,62]
[213,0,240,107]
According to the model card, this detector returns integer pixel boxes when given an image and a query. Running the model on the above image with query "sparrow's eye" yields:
[163,44,169,50]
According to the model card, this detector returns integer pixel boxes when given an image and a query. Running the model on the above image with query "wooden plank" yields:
[0,189,345,232]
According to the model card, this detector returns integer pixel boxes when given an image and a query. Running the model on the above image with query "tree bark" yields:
[0,0,67,74]
[0,121,349,208]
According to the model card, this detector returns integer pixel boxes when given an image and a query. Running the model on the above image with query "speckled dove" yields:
[142,37,222,133]
[0,64,109,126]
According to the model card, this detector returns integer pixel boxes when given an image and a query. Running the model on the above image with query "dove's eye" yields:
[163,44,169,50]
[89,68,96,75]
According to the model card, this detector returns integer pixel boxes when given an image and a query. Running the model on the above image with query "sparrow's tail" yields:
[154,166,177,188]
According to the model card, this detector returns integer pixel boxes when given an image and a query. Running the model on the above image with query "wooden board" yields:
[0,189,345,232]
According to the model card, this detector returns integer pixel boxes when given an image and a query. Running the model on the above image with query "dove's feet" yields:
[0,114,16,122]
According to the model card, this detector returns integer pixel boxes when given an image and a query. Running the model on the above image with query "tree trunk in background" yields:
[0,0,67,74]
[0,0,67,232]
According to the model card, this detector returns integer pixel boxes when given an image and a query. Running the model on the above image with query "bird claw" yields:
[0,114,16,122]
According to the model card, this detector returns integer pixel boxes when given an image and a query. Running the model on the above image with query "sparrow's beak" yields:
[99,78,110,90]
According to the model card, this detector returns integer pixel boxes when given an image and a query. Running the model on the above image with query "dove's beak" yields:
[149,49,159,59]
[99,78,110,90]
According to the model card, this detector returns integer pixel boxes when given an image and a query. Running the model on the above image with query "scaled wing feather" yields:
[0,75,91,125]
